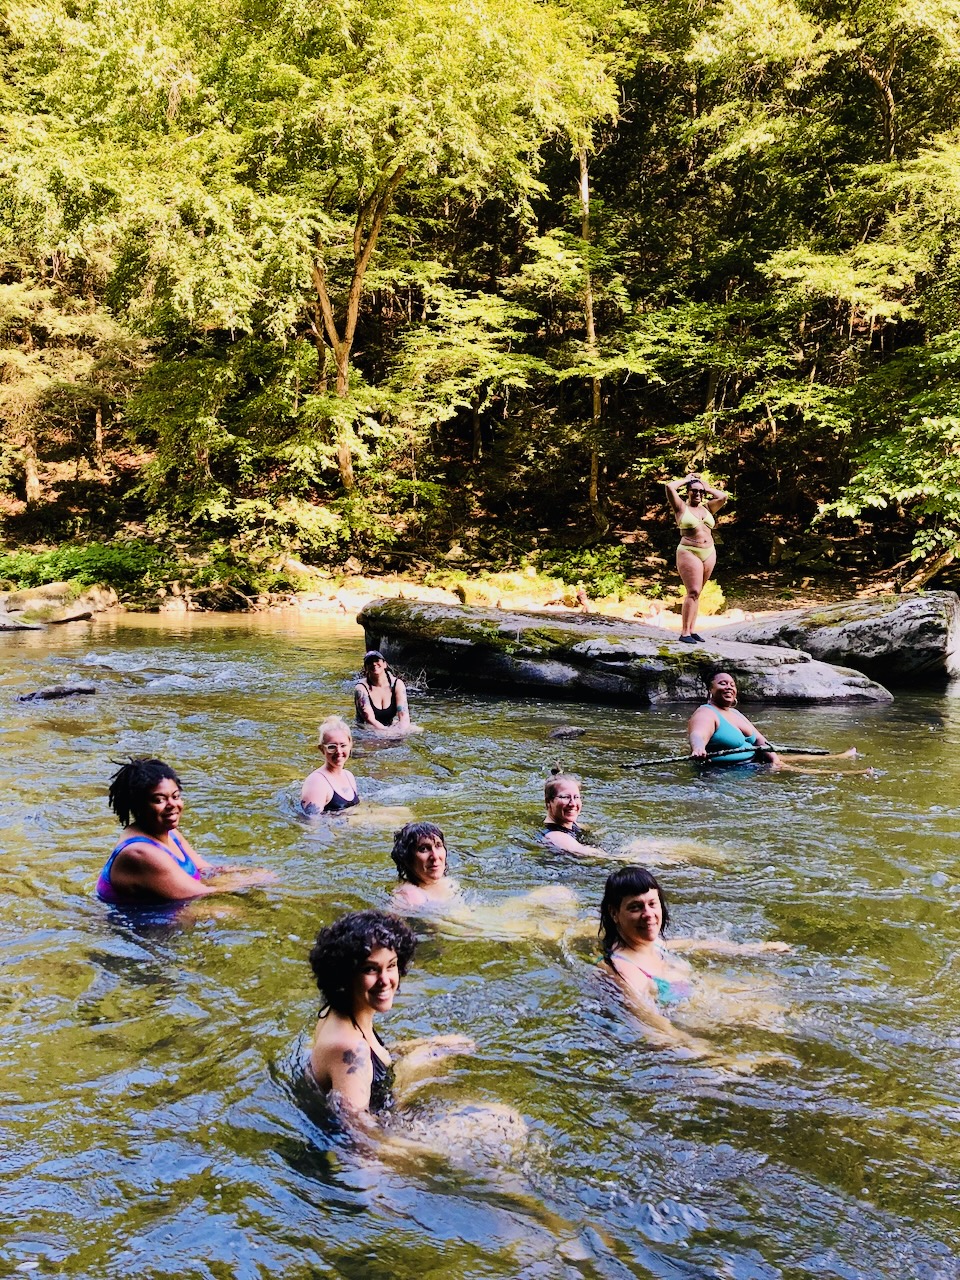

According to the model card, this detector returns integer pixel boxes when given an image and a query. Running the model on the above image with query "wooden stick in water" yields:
[621,744,833,770]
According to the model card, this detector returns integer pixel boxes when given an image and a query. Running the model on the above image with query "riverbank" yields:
[0,565,894,636]
[151,566,886,627]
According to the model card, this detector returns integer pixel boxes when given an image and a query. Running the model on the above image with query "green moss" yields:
[361,600,592,657]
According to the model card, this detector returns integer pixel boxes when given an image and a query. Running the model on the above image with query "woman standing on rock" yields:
[664,472,729,644]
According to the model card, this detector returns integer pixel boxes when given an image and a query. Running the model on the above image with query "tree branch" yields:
[311,257,342,352]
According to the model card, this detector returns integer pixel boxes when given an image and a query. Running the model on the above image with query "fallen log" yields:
[18,684,98,702]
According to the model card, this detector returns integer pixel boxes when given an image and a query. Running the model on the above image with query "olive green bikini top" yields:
[679,507,715,530]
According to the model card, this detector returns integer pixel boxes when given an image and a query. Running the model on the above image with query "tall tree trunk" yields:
[311,164,407,492]
[93,403,105,474]
[333,344,355,490]
[22,431,41,504]
[578,149,608,534]
[859,52,897,161]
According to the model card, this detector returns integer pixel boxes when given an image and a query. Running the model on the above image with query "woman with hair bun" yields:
[541,770,605,857]
[301,716,360,814]
[96,757,273,905]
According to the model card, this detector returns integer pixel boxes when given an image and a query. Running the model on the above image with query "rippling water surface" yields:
[2,613,959,1279]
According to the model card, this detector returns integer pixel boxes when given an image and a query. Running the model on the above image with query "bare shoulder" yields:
[392,883,426,906]
[688,704,717,727]
[113,837,174,869]
[311,1021,368,1078]
[301,769,333,802]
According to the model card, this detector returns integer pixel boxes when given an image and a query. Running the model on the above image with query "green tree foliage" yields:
[4,0,960,577]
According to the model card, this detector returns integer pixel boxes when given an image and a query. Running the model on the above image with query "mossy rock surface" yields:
[358,599,892,705]
[713,590,960,683]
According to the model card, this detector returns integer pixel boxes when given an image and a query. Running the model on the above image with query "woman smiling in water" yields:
[301,716,360,814]
[308,910,472,1128]
[541,770,605,857]
[689,672,860,771]
[354,651,418,737]
[599,865,791,1053]
[390,822,460,907]
[96,757,273,905]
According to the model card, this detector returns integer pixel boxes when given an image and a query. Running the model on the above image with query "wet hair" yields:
[544,767,581,805]
[318,715,352,748]
[598,865,670,953]
[108,757,181,827]
[309,910,416,1015]
[706,669,736,692]
[391,821,446,883]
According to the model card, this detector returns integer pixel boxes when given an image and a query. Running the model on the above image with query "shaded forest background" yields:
[4,0,960,596]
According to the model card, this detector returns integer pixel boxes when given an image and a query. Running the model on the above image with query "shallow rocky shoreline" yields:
[6,578,958,696]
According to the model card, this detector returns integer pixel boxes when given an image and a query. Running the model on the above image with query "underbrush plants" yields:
[0,541,175,589]
[536,546,627,598]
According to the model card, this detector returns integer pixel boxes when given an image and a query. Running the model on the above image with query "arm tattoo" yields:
[342,1046,362,1075]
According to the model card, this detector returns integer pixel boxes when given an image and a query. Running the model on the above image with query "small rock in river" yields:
[549,726,586,740]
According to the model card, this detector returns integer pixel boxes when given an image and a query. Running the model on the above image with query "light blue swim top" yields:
[701,704,758,764]
[605,948,693,1005]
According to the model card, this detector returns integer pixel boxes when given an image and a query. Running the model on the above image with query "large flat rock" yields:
[358,599,892,705]
[712,590,960,683]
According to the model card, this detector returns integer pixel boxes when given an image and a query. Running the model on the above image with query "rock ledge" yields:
[712,590,960,683]
[358,599,892,704]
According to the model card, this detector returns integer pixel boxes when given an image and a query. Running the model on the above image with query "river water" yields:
[2,613,959,1279]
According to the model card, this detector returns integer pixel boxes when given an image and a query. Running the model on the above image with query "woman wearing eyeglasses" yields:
[541,769,606,857]
[301,716,360,815]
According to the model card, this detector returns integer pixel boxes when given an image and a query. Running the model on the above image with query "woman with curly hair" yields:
[308,910,471,1121]
[96,757,274,905]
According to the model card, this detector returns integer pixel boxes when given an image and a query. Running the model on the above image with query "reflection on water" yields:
[2,612,960,1278]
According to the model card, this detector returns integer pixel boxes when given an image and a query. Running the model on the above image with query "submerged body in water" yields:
[388,820,581,940]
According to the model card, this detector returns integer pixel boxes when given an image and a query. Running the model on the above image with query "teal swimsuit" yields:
[605,948,693,1006]
[701,704,758,764]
